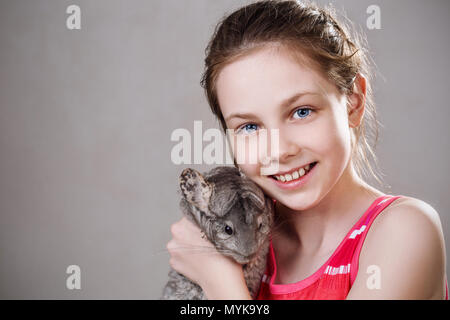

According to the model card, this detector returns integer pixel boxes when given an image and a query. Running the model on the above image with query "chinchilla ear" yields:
[241,190,265,210]
[179,168,212,213]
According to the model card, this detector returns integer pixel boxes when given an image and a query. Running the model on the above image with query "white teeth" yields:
[299,168,305,177]
[274,163,314,182]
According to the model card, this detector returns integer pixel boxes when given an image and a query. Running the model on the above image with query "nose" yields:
[278,135,301,163]
[261,126,300,165]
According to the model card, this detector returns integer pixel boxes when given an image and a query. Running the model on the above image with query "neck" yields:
[274,162,383,256]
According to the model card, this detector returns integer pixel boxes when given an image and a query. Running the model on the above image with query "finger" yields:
[180,216,201,231]
[166,239,177,254]
[173,217,214,247]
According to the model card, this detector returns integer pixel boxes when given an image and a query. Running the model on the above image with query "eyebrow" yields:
[224,91,320,122]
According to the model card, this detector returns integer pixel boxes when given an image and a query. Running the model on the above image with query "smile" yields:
[271,162,317,182]
[269,161,318,190]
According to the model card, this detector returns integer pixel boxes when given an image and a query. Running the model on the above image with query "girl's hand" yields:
[166,217,252,299]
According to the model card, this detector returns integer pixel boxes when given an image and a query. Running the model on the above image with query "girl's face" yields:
[216,45,358,211]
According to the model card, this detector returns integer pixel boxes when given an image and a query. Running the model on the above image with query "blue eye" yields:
[237,123,258,134]
[293,107,313,119]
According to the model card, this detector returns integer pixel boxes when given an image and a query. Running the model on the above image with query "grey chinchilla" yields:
[161,166,274,300]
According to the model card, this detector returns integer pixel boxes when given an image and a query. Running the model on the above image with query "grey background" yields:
[0,0,448,299]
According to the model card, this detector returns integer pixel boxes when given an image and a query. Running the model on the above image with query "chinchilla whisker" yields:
[151,246,235,259]
[214,248,235,255]
[153,245,224,255]
[173,246,223,253]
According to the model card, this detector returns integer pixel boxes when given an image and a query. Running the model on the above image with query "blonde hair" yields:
[200,0,386,188]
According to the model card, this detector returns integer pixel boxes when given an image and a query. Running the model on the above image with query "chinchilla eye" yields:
[257,215,263,230]
[224,225,233,235]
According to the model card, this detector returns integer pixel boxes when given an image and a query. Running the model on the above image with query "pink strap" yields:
[349,195,403,285]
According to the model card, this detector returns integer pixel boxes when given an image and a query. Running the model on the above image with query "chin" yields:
[275,193,316,211]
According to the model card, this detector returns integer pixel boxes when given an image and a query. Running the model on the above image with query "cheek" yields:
[314,113,351,158]
[230,134,267,169]
[238,163,260,181]
[311,116,352,185]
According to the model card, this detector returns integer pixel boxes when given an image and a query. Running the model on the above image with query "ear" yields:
[241,188,265,211]
[241,189,267,224]
[179,168,212,213]
[347,73,367,128]
[208,191,237,218]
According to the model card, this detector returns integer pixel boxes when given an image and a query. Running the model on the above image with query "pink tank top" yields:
[256,195,449,300]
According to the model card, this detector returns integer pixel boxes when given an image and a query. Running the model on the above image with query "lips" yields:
[271,162,318,182]
[269,161,318,190]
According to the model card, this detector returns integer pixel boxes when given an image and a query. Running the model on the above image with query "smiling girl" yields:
[166,0,447,299]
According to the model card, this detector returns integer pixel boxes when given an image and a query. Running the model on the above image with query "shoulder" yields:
[348,195,447,299]
[373,196,444,240]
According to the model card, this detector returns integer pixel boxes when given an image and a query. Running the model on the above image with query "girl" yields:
[166,0,447,299]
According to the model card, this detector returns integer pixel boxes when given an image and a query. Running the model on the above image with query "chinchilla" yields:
[161,166,274,300]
